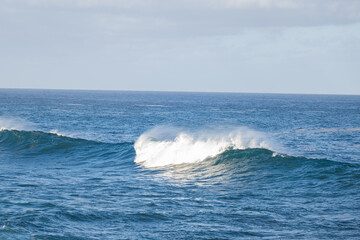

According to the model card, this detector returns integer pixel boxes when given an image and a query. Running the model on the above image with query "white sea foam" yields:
[49,129,72,137]
[297,127,360,134]
[137,105,166,107]
[67,103,83,106]
[134,126,272,167]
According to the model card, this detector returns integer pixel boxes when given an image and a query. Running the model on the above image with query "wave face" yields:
[160,147,359,186]
[0,129,134,163]
[134,126,273,167]
[0,129,94,152]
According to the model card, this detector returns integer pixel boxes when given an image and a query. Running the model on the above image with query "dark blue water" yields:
[0,89,359,239]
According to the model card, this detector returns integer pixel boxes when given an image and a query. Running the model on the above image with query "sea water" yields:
[0,89,359,239]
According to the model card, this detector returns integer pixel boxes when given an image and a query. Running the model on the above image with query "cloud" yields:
[2,0,360,40]
[18,0,155,8]
[95,14,175,34]
[5,0,358,30]
[15,0,360,13]
[9,0,360,13]
[197,0,302,9]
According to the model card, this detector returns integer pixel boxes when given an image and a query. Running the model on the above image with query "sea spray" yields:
[0,116,34,131]
[134,126,273,167]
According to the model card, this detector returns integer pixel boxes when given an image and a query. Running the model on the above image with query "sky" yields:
[1,0,360,94]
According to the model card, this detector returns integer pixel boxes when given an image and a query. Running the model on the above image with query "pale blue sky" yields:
[1,0,360,94]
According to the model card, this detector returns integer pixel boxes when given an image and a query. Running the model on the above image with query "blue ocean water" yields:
[0,89,359,239]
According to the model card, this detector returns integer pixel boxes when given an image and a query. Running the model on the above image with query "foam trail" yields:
[49,129,73,138]
[134,126,272,167]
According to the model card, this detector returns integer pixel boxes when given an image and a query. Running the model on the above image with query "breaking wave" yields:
[134,126,274,167]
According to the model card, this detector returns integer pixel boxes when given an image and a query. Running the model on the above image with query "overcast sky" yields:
[1,0,360,94]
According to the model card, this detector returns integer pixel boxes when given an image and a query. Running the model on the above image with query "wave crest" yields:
[0,129,95,152]
[134,126,273,167]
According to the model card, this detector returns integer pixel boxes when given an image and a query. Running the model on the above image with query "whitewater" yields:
[134,127,272,167]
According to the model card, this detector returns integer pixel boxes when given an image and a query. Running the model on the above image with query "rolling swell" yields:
[2,128,358,183]
[134,126,360,186]
[158,148,360,190]
[2,128,357,181]
[0,129,134,162]
[211,148,359,176]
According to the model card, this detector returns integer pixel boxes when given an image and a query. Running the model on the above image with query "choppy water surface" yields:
[0,89,359,239]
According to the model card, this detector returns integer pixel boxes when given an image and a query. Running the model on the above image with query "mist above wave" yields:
[134,126,273,167]
[0,116,34,131]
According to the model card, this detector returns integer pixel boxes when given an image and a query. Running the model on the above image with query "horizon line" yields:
[1,87,359,96]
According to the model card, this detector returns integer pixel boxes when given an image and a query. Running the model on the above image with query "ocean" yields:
[0,89,359,239]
